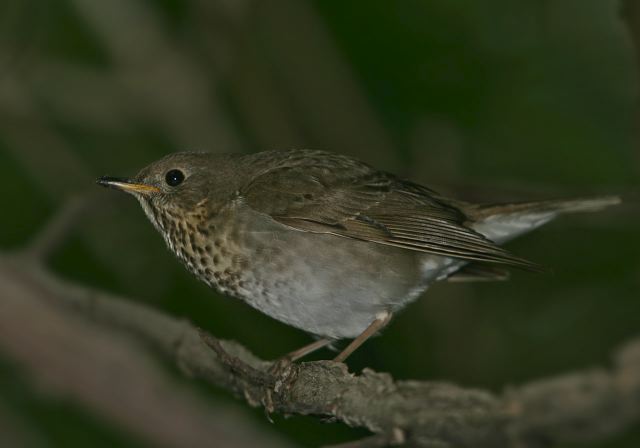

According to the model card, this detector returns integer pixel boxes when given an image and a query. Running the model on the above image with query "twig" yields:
[22,195,92,262]
[198,328,273,387]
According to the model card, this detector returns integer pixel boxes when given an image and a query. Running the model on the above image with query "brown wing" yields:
[240,150,539,269]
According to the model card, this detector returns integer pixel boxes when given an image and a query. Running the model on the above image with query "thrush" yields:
[97,150,620,362]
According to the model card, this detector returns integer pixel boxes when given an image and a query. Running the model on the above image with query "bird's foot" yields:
[261,355,299,419]
[268,355,297,393]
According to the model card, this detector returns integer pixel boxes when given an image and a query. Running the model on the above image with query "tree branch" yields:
[0,261,290,448]
[3,256,637,447]
[0,201,291,448]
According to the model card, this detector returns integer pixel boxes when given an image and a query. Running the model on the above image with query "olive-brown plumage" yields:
[97,149,620,360]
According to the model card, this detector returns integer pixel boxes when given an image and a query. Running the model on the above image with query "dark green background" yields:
[1,0,638,446]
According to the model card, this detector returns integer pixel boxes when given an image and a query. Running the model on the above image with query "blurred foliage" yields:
[0,0,639,446]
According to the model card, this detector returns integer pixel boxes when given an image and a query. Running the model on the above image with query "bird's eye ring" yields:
[165,169,185,187]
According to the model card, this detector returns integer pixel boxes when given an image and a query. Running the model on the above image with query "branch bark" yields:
[2,256,637,446]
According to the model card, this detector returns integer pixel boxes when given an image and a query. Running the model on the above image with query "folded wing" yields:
[240,150,539,270]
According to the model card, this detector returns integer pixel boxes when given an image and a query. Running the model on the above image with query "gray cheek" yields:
[137,197,160,228]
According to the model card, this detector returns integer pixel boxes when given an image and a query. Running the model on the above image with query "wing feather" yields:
[240,150,539,270]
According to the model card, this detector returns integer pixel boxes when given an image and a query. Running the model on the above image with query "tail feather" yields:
[467,195,621,220]
[467,195,621,245]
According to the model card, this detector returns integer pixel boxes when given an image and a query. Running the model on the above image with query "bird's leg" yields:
[266,338,332,413]
[333,310,393,363]
[285,338,332,362]
[269,338,331,380]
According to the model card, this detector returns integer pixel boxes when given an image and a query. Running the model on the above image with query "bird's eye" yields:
[165,169,185,187]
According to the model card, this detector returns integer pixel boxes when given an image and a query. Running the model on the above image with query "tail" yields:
[466,195,621,245]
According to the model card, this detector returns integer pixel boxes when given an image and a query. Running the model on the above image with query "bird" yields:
[97,150,620,362]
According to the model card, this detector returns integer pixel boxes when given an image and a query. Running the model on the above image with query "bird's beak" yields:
[96,176,161,195]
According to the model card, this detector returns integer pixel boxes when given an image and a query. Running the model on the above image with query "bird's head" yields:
[97,152,234,232]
